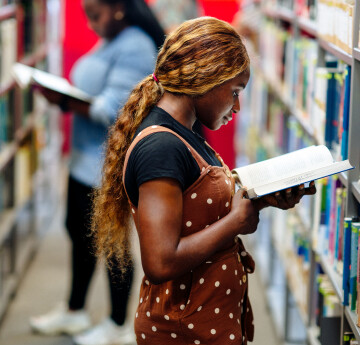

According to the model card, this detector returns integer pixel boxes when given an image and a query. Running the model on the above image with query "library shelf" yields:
[266,286,287,339]
[20,43,48,67]
[14,113,37,144]
[344,306,360,343]
[296,17,318,38]
[0,208,17,245]
[307,326,321,345]
[0,274,16,324]
[0,143,16,172]
[352,181,360,204]
[318,39,353,66]
[0,80,15,98]
[272,234,309,326]
[339,171,348,187]
[354,48,360,62]
[317,253,343,302]
[256,67,320,144]
[0,4,16,21]
[262,6,295,23]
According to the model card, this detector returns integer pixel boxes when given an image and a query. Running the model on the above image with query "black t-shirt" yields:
[124,106,222,205]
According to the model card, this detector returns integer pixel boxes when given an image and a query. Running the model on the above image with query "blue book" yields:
[341,65,351,160]
[343,217,353,305]
[350,222,359,310]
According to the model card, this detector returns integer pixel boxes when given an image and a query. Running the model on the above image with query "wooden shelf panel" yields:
[344,307,360,343]
[354,48,360,62]
[339,171,348,186]
[0,80,15,97]
[319,39,353,65]
[20,44,48,67]
[0,143,16,171]
[262,6,295,22]
[353,181,360,204]
[0,208,16,244]
[318,254,343,301]
[297,17,318,37]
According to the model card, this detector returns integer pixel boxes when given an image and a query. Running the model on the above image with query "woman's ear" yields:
[113,2,126,19]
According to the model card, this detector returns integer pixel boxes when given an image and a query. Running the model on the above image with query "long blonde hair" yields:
[91,16,250,270]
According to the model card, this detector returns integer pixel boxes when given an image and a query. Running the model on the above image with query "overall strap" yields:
[122,125,210,185]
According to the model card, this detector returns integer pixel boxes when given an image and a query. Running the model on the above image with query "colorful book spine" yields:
[350,222,360,310]
[343,217,353,306]
[340,65,351,160]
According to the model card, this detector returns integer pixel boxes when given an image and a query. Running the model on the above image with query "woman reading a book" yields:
[29,1,164,344]
[92,17,316,344]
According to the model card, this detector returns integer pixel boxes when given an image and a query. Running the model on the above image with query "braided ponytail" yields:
[91,75,162,268]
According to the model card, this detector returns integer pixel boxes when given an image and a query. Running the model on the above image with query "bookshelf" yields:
[0,0,63,322]
[235,0,360,343]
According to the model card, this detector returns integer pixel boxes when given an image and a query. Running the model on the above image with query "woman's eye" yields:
[233,91,239,97]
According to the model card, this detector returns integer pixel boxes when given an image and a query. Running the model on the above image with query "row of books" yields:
[0,92,13,150]
[259,21,352,159]
[20,0,47,56]
[317,0,354,54]
[0,18,17,87]
[0,0,49,89]
[262,0,354,55]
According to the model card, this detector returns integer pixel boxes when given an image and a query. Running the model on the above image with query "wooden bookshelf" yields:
[318,254,343,302]
[352,181,360,204]
[318,39,353,66]
[0,81,15,98]
[0,0,63,322]
[236,1,360,343]
[354,48,360,62]
[297,17,317,38]
[344,307,360,343]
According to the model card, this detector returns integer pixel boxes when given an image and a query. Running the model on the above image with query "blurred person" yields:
[29,1,164,344]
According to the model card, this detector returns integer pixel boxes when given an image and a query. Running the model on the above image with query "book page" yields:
[32,70,93,103]
[12,63,93,103]
[252,160,353,198]
[232,145,334,189]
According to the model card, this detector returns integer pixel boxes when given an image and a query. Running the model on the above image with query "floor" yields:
[0,203,281,345]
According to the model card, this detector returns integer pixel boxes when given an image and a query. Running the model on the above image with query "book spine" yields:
[334,187,344,270]
[350,222,359,310]
[343,217,353,306]
[341,65,351,160]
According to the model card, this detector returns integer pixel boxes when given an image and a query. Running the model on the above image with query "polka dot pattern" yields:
[125,126,255,344]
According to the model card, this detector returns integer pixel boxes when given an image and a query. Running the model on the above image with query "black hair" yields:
[100,0,165,49]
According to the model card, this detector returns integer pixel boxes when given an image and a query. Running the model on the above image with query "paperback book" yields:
[232,145,354,199]
[11,63,93,104]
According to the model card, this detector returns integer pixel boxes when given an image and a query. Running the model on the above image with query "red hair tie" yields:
[152,73,159,83]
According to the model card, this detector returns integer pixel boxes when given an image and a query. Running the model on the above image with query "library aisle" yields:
[0,185,279,345]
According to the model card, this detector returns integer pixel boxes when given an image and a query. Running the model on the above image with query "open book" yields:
[11,63,93,104]
[232,145,354,199]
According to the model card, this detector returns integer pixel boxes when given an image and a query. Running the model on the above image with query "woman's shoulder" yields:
[114,26,156,52]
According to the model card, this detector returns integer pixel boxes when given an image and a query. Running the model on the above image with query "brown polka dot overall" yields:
[123,126,255,345]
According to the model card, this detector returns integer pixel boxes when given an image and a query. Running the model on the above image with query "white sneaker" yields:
[29,302,91,335]
[73,317,136,345]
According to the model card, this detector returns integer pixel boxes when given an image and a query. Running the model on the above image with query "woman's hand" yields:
[35,86,90,116]
[230,189,259,235]
[37,87,64,105]
[253,181,317,211]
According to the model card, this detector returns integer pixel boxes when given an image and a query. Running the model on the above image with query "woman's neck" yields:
[157,92,196,130]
